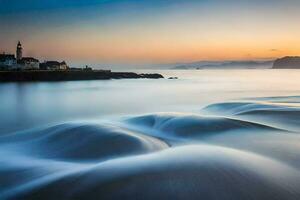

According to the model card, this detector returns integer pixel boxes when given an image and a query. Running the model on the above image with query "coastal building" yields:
[40,61,69,70]
[16,41,23,61]
[14,41,40,70]
[19,57,40,70]
[0,53,17,69]
[0,41,40,70]
[1,41,68,71]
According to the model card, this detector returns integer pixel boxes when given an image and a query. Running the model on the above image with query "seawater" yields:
[1,69,300,133]
[1,69,300,199]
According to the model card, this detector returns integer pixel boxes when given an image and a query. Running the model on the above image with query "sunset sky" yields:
[1,0,300,67]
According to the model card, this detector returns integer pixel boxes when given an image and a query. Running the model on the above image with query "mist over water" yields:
[1,69,300,134]
[1,69,300,199]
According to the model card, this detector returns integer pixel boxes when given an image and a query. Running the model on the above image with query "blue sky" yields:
[1,0,300,67]
[0,0,112,13]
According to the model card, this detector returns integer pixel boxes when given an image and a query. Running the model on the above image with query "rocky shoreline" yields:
[0,70,164,82]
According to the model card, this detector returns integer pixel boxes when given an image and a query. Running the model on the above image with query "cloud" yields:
[270,49,280,52]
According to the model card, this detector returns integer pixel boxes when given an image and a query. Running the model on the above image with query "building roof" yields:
[19,57,39,63]
[43,61,61,65]
[41,61,67,66]
[0,54,16,62]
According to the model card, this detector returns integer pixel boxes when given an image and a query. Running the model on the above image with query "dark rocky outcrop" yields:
[273,56,300,69]
[0,70,164,82]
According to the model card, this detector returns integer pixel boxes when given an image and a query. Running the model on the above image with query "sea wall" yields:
[0,70,164,82]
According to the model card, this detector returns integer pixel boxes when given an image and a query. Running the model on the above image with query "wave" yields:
[202,98,300,132]
[0,123,168,161]
[2,145,300,200]
[125,114,284,141]
[1,96,300,199]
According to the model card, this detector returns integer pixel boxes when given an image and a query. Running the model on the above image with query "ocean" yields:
[1,69,300,199]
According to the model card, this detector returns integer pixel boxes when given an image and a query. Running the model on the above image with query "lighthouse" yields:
[16,41,23,61]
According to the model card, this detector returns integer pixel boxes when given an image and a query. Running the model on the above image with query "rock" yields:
[139,73,164,79]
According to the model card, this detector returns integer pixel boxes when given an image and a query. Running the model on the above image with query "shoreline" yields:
[0,70,164,82]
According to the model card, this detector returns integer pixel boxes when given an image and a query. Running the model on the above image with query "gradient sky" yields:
[1,0,300,67]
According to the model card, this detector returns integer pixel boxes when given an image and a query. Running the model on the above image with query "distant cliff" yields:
[273,57,300,69]
[172,60,274,70]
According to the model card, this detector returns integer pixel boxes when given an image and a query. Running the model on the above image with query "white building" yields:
[40,61,69,70]
[14,41,40,70]
[19,57,40,70]
[0,54,17,70]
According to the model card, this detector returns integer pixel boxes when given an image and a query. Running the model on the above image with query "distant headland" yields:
[170,57,300,70]
[172,60,274,70]
[273,56,300,69]
[0,41,163,82]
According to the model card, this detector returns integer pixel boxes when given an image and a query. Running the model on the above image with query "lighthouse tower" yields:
[16,41,23,61]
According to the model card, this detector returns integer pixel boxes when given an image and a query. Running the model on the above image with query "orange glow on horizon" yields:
[2,0,300,64]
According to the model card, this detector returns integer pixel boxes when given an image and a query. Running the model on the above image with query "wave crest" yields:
[2,96,300,199]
